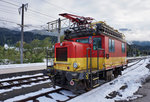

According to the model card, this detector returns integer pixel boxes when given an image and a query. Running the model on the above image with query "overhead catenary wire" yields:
[43,0,80,15]
[0,18,19,24]
[0,0,19,7]
[0,0,56,29]
[0,0,56,20]
[0,0,79,30]
[0,3,18,9]
[0,17,48,30]
[0,9,18,15]
[0,5,49,24]
[6,0,57,19]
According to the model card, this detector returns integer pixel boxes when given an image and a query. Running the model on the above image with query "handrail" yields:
[86,48,91,74]
[86,47,93,88]
[97,48,100,70]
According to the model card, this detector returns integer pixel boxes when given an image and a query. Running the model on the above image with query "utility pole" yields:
[18,4,28,64]
[58,18,61,43]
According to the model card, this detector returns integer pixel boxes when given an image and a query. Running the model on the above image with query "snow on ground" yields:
[0,63,45,69]
[0,59,53,69]
[60,90,76,97]
[4,86,60,102]
[0,79,51,94]
[127,59,140,66]
[69,58,150,102]
[49,93,69,101]
[127,56,150,60]
[0,73,43,81]
[37,96,57,102]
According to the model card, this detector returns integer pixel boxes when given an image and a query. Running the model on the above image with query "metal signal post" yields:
[18,3,28,64]
[47,18,69,43]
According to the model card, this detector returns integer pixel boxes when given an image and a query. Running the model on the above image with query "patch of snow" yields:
[4,44,9,49]
[30,78,36,81]
[128,60,139,66]
[37,77,43,80]
[37,96,56,102]
[60,90,76,97]
[1,82,10,86]
[127,56,150,60]
[44,76,49,78]
[49,93,69,101]
[13,81,19,84]
[27,100,33,102]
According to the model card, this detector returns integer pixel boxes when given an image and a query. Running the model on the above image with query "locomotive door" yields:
[92,37,103,70]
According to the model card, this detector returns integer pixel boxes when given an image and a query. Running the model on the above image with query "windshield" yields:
[93,37,102,50]
[76,38,89,43]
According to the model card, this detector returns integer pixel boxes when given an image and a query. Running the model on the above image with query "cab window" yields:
[93,37,102,50]
[109,39,115,52]
[76,38,89,43]
[122,43,125,53]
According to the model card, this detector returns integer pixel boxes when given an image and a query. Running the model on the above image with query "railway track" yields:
[15,88,79,102]
[123,58,146,75]
[0,74,49,89]
[125,58,143,69]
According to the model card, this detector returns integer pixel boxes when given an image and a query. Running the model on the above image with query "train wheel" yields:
[113,69,119,78]
[113,68,122,78]
[106,70,114,81]
[75,80,88,93]
[82,79,91,91]
[119,68,122,75]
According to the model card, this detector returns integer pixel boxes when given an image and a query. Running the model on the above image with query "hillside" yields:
[132,41,150,47]
[0,27,57,46]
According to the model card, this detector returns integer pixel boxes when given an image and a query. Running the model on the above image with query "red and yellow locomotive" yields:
[45,13,127,92]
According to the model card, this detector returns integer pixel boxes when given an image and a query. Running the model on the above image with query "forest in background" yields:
[0,27,57,46]
[0,37,54,64]
[0,27,150,64]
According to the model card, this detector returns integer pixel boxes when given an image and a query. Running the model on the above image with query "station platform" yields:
[0,63,47,78]
[0,65,46,74]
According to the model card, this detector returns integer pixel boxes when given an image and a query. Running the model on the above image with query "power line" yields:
[0,5,50,24]
[43,0,80,14]
[0,18,19,24]
[0,6,18,13]
[0,0,56,19]
[0,9,18,16]
[5,0,57,19]
[28,8,56,19]
[0,0,19,7]
[0,18,47,30]
[0,9,48,25]
[0,3,18,9]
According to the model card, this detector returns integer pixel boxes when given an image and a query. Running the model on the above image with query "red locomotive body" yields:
[45,13,127,92]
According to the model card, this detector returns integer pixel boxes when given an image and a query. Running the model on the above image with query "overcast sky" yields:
[0,0,150,41]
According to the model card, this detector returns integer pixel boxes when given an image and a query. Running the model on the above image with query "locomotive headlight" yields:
[73,62,78,68]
